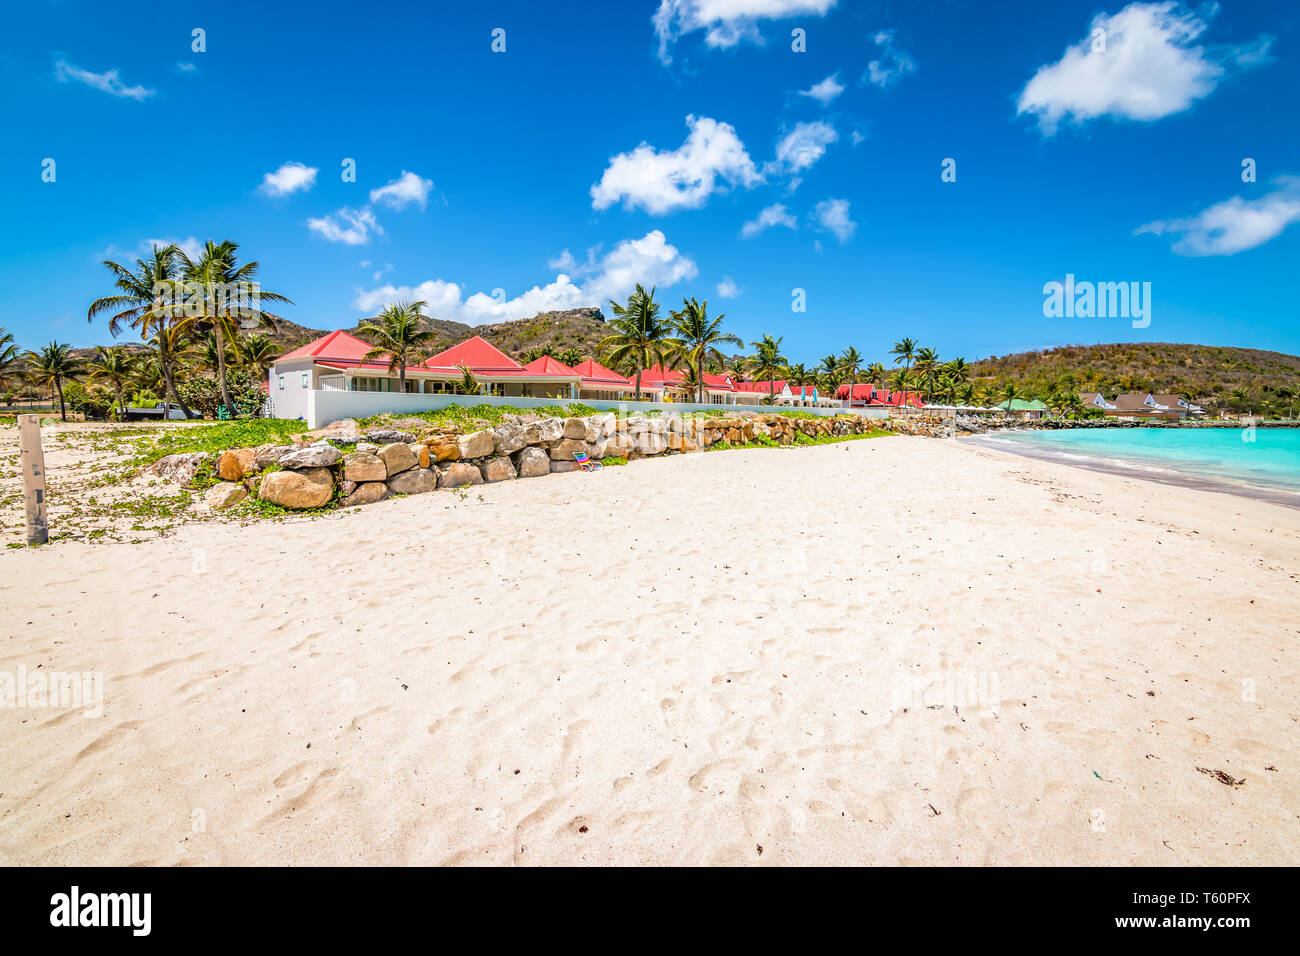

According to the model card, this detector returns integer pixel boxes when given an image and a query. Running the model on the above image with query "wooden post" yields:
[18,415,48,546]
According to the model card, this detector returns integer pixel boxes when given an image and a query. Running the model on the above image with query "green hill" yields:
[970,342,1300,416]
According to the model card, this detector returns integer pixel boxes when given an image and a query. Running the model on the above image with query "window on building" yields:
[278,375,285,390]
[351,377,386,392]
[301,372,310,388]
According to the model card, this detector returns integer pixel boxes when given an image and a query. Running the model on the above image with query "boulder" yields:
[413,443,431,469]
[386,467,436,495]
[377,442,418,476]
[341,481,390,508]
[217,447,257,481]
[522,418,563,445]
[480,457,517,482]
[493,422,527,455]
[427,439,460,462]
[259,467,334,509]
[592,412,617,439]
[550,461,581,474]
[342,451,387,483]
[633,431,668,456]
[602,434,633,459]
[365,429,415,444]
[458,429,495,459]
[254,444,294,470]
[437,462,484,489]
[205,481,248,510]
[341,480,357,495]
[356,442,379,454]
[304,419,361,443]
[279,445,343,469]
[513,446,550,478]
[548,437,590,461]
[563,417,588,440]
[149,452,211,485]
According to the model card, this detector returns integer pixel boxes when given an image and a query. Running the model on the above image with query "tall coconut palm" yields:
[890,368,916,404]
[669,296,742,403]
[787,363,811,386]
[890,337,918,389]
[1001,381,1020,415]
[86,346,137,419]
[26,342,81,421]
[456,364,480,395]
[0,327,18,387]
[865,361,887,399]
[837,346,863,405]
[749,334,787,404]
[601,284,674,401]
[356,299,435,392]
[179,240,292,415]
[87,243,195,417]
[913,346,939,402]
[236,332,280,382]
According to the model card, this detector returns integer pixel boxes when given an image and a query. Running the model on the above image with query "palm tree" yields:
[0,327,18,387]
[87,243,195,417]
[456,364,480,395]
[198,332,236,374]
[837,347,863,405]
[786,363,811,386]
[26,342,80,421]
[179,240,292,415]
[749,334,786,404]
[1001,381,1020,415]
[556,346,584,367]
[85,346,137,419]
[236,332,280,382]
[913,346,939,401]
[356,299,435,392]
[890,337,917,389]
[669,296,742,403]
[601,284,674,401]
[890,368,916,401]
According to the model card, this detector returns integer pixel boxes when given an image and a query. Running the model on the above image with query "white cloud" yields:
[354,231,697,323]
[799,73,845,106]
[741,202,798,238]
[865,29,916,88]
[53,60,154,100]
[548,249,578,271]
[306,207,382,245]
[1135,177,1300,256]
[177,62,198,74]
[258,161,318,197]
[1017,2,1272,134]
[653,0,838,64]
[716,276,741,298]
[141,237,202,261]
[369,170,434,210]
[771,120,837,174]
[812,198,855,243]
[850,130,866,147]
[591,115,761,215]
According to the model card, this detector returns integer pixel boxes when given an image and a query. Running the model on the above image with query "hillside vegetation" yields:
[970,342,1300,416]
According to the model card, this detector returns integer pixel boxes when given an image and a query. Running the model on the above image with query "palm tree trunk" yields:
[55,375,66,421]
[635,364,643,402]
[696,355,704,404]
[215,322,235,415]
[160,354,192,419]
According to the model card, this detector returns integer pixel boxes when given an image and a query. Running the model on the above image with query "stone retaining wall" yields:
[150,412,887,512]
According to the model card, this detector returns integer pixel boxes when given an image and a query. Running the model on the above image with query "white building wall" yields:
[269,358,320,421]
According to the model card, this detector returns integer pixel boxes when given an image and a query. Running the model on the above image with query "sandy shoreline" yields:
[1,436,1296,865]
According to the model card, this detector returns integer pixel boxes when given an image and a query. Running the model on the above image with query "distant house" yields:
[835,383,922,408]
[1151,394,1205,417]
[1079,391,1117,412]
[996,398,1050,419]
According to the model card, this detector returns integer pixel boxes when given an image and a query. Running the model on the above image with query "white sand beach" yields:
[1,436,1297,865]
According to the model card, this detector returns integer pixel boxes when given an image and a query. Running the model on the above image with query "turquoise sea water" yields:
[976,426,1300,498]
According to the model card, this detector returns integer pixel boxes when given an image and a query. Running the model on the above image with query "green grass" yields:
[599,456,628,466]
[705,430,893,453]
[359,401,605,430]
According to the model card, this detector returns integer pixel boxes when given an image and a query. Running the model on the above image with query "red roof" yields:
[423,335,522,373]
[638,365,735,393]
[572,359,636,389]
[522,355,581,378]
[734,380,787,393]
[277,329,375,363]
[786,385,817,399]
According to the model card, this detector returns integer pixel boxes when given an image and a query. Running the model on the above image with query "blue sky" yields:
[2,0,1298,366]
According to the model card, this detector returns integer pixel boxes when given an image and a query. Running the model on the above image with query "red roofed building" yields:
[570,359,654,400]
[638,365,739,404]
[270,330,581,419]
